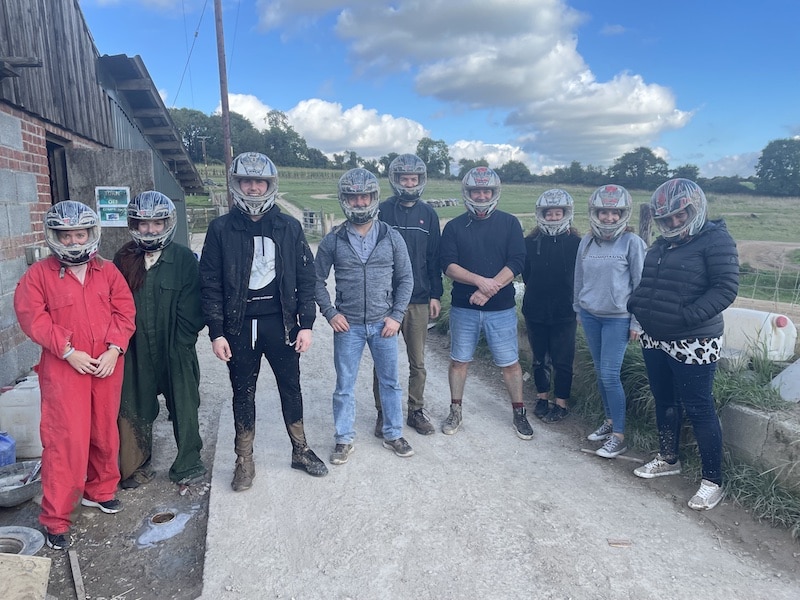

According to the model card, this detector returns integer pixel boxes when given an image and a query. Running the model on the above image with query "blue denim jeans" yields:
[642,347,723,485]
[579,309,630,434]
[333,322,403,443]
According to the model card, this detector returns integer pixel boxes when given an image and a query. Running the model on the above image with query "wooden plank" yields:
[68,549,87,600]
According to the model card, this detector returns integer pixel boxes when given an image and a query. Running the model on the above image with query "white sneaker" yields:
[634,454,682,479]
[688,479,723,511]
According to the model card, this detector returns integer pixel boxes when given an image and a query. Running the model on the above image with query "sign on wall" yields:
[95,186,130,227]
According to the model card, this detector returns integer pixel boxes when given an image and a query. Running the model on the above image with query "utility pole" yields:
[213,0,233,208]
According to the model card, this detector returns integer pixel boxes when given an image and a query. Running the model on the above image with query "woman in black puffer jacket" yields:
[628,179,739,511]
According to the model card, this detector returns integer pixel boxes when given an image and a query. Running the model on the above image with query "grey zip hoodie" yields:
[315,220,413,325]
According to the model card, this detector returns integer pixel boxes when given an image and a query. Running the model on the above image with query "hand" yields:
[66,349,99,375]
[469,290,490,306]
[429,299,441,319]
[294,329,313,353]
[475,276,501,298]
[93,349,120,378]
[381,317,401,337]
[629,329,640,342]
[330,314,350,333]
[212,337,232,361]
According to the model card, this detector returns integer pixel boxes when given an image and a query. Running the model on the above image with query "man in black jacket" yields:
[372,154,443,436]
[199,152,327,491]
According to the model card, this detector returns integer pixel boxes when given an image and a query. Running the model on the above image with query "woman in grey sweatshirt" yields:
[573,185,646,459]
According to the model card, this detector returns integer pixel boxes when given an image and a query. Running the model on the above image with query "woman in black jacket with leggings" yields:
[628,178,739,510]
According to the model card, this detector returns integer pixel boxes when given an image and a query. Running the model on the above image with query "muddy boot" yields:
[231,429,255,492]
[287,421,328,477]
[291,443,329,477]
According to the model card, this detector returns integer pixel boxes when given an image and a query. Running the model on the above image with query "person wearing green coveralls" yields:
[113,191,206,490]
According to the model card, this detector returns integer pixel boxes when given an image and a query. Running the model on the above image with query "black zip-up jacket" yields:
[627,220,739,341]
[521,230,581,324]
[199,206,316,343]
[378,196,443,304]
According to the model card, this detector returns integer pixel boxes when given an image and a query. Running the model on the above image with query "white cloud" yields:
[449,140,548,173]
[254,0,692,169]
[226,94,428,158]
[700,153,759,178]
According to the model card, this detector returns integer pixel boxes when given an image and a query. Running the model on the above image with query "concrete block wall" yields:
[0,105,102,386]
[720,403,800,491]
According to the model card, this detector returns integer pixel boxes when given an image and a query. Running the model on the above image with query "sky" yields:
[78,0,800,178]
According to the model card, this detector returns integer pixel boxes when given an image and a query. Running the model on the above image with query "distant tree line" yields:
[170,108,800,195]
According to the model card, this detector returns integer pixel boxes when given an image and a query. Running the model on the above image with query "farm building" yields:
[0,0,205,385]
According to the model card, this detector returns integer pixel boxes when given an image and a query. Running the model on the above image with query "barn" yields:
[0,0,205,385]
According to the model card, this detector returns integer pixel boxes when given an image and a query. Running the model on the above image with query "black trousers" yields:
[524,318,577,400]
[226,314,303,432]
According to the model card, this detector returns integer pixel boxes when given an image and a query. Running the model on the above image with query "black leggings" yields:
[226,314,303,431]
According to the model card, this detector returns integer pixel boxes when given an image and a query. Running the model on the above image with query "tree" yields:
[228,112,263,158]
[263,110,311,167]
[607,147,669,189]
[456,158,489,180]
[671,164,700,181]
[755,138,800,196]
[169,108,213,163]
[416,137,451,178]
[379,152,399,175]
[304,147,331,169]
[496,160,532,183]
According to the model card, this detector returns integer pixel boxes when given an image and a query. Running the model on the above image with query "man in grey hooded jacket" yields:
[315,168,414,465]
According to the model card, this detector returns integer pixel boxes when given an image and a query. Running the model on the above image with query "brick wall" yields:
[0,104,104,385]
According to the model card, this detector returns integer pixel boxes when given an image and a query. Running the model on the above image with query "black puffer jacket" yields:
[199,206,316,343]
[627,220,739,341]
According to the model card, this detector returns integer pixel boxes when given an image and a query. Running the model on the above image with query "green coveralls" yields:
[115,242,206,483]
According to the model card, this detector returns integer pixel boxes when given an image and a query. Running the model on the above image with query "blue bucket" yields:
[0,432,15,467]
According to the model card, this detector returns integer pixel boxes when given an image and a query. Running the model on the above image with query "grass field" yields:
[193,165,800,245]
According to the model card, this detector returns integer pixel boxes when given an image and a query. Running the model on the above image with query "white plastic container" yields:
[0,375,42,459]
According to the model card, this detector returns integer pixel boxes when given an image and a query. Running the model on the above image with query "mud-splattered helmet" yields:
[588,184,632,240]
[229,152,279,216]
[44,201,101,265]
[535,189,574,236]
[650,178,708,242]
[127,191,177,251]
[462,167,501,219]
[388,154,427,202]
[338,168,380,225]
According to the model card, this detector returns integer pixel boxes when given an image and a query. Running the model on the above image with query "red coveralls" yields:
[14,256,136,535]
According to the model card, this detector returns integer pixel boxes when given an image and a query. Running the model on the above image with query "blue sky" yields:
[79,0,800,177]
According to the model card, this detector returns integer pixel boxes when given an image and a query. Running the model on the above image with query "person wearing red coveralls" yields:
[14,201,136,551]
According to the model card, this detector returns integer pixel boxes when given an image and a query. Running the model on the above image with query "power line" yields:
[172,0,211,108]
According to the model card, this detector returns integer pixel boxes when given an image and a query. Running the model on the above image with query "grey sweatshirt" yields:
[573,231,646,331]
[315,220,413,325]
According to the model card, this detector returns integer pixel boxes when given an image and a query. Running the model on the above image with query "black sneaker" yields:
[81,497,124,514]
[513,407,533,440]
[541,405,569,423]
[407,408,435,435]
[46,531,71,550]
[533,398,550,419]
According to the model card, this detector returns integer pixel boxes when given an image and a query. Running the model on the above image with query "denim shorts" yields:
[449,306,519,367]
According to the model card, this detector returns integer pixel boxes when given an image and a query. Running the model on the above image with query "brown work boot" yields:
[231,429,255,492]
[407,408,435,435]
